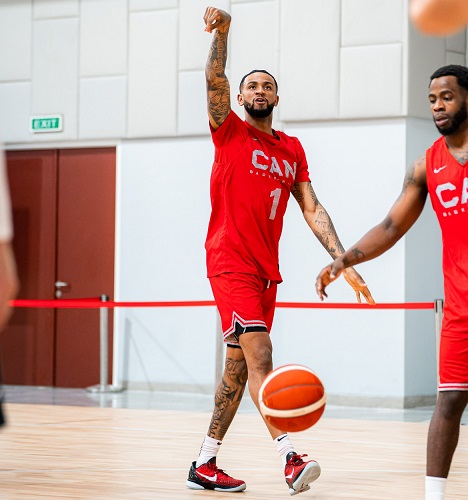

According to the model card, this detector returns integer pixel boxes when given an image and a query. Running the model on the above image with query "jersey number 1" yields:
[269,188,281,220]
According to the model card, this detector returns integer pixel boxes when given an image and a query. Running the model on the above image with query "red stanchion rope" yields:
[276,301,434,310]
[10,298,435,310]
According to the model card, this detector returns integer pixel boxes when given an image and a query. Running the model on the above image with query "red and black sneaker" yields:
[284,452,321,496]
[186,458,246,492]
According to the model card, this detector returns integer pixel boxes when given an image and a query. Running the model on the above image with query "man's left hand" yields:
[342,267,375,304]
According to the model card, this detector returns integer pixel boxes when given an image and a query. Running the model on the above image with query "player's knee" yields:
[247,344,273,375]
[437,391,468,420]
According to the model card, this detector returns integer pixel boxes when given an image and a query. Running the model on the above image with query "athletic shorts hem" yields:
[439,383,468,391]
[226,343,242,349]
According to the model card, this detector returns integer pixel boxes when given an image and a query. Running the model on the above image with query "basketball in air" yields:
[258,364,326,432]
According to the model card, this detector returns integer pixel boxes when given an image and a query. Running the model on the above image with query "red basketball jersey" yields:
[205,111,310,282]
[426,136,468,332]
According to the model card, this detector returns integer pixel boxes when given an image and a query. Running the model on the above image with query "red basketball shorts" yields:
[439,327,468,391]
[209,272,277,348]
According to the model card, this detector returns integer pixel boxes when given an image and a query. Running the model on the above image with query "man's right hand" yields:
[204,6,231,33]
[315,258,347,302]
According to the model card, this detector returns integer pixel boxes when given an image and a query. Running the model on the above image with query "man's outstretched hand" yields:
[315,262,375,305]
[204,6,231,33]
[342,268,375,304]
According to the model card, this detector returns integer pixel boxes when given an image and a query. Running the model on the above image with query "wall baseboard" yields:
[122,381,437,409]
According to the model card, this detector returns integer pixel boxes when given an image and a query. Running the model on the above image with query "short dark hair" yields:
[430,64,468,91]
[239,69,278,93]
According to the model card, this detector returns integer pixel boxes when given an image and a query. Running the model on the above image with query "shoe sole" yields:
[186,480,246,492]
[289,462,321,496]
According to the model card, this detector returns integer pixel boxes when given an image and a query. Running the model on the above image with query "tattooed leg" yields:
[207,348,248,440]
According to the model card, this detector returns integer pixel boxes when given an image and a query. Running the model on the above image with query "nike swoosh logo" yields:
[285,472,294,479]
[434,165,447,174]
[277,435,288,442]
[197,472,217,481]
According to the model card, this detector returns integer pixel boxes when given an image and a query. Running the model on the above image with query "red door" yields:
[2,151,57,385]
[2,148,115,388]
[54,148,115,387]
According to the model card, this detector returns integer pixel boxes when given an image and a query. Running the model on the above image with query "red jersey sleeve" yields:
[210,111,247,162]
[293,138,310,184]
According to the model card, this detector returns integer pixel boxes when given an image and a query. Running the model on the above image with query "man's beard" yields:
[244,100,275,118]
[435,104,468,136]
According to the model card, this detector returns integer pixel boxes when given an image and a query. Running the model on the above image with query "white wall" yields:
[0,0,412,142]
[403,118,443,399]
[115,137,215,391]
[0,0,464,406]
[276,119,424,405]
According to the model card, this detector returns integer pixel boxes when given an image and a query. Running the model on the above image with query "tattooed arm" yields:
[203,7,231,130]
[292,182,345,259]
[315,154,429,301]
[292,181,347,258]
[292,181,374,303]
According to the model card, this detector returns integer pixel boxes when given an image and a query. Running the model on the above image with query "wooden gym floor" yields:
[1,393,468,499]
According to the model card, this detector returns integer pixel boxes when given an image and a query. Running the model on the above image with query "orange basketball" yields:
[258,364,326,432]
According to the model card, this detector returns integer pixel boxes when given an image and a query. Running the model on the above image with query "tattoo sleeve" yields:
[311,209,346,259]
[301,182,346,259]
[207,357,247,440]
[291,183,304,208]
[206,30,231,127]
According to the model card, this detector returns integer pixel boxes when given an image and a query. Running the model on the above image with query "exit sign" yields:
[30,115,63,133]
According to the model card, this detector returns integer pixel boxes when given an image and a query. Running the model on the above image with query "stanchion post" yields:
[434,298,444,385]
[87,295,123,394]
[99,294,109,388]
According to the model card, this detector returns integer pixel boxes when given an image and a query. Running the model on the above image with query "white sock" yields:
[196,435,222,467]
[274,433,294,466]
[425,476,447,499]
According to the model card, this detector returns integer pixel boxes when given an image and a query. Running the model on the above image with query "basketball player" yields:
[410,0,468,35]
[186,6,374,495]
[316,65,468,500]
[0,145,19,427]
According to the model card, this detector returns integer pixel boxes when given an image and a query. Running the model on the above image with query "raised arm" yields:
[203,7,232,130]
[292,181,374,304]
[315,154,429,300]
